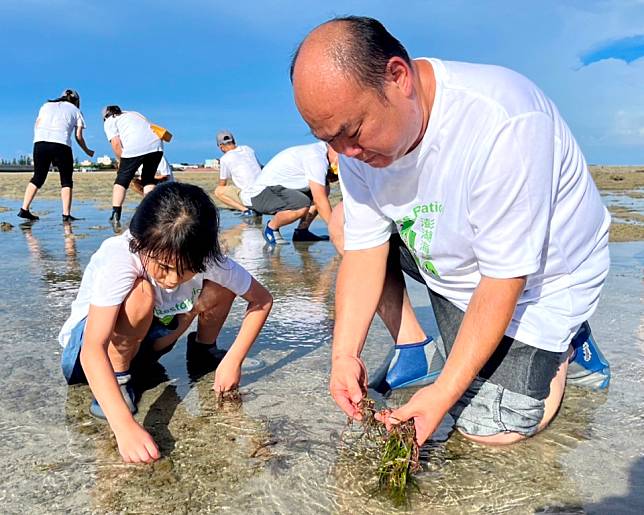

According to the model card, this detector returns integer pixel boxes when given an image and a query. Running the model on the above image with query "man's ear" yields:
[386,57,413,96]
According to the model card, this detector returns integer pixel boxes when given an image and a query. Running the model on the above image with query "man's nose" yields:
[338,143,363,158]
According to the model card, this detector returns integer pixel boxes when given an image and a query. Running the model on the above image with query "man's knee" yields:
[214,185,225,199]
[458,428,529,446]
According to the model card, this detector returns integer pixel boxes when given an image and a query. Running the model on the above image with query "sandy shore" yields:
[1,166,642,241]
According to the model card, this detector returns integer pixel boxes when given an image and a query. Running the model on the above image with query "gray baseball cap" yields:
[216,130,235,146]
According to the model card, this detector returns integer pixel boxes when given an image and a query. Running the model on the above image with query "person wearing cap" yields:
[18,89,94,222]
[245,142,338,244]
[213,130,262,216]
[101,105,164,223]
[291,16,611,447]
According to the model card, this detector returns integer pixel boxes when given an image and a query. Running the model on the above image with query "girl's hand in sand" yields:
[375,384,449,445]
[114,420,160,463]
[213,357,241,393]
[330,356,368,420]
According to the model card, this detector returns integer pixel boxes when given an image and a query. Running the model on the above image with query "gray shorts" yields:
[250,185,312,215]
[394,235,567,437]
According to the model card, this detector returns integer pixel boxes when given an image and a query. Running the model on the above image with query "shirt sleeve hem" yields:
[477,261,539,279]
[343,231,393,251]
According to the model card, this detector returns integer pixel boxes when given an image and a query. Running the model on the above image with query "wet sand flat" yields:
[1,165,642,240]
[0,179,643,512]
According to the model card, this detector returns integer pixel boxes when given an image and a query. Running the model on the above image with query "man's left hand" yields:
[374,383,450,445]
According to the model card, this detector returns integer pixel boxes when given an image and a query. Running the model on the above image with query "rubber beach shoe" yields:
[90,373,137,419]
[263,223,288,245]
[370,337,445,393]
[567,321,610,389]
[17,208,39,221]
[292,228,330,241]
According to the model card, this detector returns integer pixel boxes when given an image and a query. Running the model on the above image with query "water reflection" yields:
[20,220,82,288]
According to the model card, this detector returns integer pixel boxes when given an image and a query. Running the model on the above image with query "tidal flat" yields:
[0,171,642,513]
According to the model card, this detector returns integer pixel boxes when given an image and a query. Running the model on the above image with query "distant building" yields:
[204,158,220,170]
[79,159,92,167]
[97,155,113,166]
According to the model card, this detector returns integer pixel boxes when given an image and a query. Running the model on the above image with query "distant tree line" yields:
[0,155,33,166]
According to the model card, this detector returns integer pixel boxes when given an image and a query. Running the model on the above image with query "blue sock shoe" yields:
[90,371,137,419]
[567,322,610,389]
[263,223,288,245]
[370,337,445,393]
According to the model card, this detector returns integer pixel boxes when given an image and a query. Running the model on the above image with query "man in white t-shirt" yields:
[291,16,611,446]
[247,142,338,244]
[213,130,262,216]
[102,105,164,223]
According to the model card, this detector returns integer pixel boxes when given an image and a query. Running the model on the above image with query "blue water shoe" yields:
[370,337,445,393]
[567,322,610,389]
[263,223,288,245]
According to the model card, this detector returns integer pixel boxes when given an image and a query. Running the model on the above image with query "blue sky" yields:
[1,0,643,165]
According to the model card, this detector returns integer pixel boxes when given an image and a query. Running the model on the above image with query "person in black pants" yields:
[19,89,94,221]
[102,105,164,223]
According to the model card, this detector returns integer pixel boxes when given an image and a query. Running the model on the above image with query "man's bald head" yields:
[290,16,411,97]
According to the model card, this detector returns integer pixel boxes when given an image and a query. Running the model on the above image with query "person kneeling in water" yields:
[58,182,273,463]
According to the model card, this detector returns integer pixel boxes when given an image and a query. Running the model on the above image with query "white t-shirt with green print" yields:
[339,58,610,353]
[58,231,252,348]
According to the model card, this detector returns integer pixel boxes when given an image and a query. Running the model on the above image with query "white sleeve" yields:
[219,156,230,180]
[76,109,86,128]
[204,256,252,296]
[468,112,554,278]
[103,117,118,142]
[304,152,328,186]
[340,156,394,251]
[89,240,140,307]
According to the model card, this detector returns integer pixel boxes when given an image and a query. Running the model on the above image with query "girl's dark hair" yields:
[48,89,80,108]
[290,16,411,98]
[129,182,223,274]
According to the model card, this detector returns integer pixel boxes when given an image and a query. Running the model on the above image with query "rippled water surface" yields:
[0,198,642,514]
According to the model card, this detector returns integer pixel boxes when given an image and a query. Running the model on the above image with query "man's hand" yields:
[213,357,241,392]
[375,383,450,445]
[114,420,160,463]
[86,149,95,157]
[329,356,368,420]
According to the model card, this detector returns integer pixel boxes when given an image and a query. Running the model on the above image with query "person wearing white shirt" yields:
[291,16,611,447]
[247,142,338,244]
[18,89,94,222]
[59,182,273,464]
[102,105,164,223]
[213,130,262,216]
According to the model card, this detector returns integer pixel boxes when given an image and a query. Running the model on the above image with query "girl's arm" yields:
[214,278,273,392]
[80,304,159,463]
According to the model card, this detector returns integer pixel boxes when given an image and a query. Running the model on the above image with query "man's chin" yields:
[362,155,394,168]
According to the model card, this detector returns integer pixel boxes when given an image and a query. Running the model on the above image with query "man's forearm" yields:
[433,275,526,409]
[332,242,390,360]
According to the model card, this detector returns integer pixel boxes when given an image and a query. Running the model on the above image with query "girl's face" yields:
[144,256,196,290]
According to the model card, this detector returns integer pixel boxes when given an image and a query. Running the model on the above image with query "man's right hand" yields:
[329,355,368,420]
[114,420,160,463]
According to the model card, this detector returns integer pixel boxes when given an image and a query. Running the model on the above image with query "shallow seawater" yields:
[0,198,642,514]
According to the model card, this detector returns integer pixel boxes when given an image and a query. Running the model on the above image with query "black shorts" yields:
[31,141,74,189]
[250,185,312,215]
[115,151,163,189]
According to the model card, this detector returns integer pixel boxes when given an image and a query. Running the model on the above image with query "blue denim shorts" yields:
[394,235,567,437]
[60,316,178,385]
